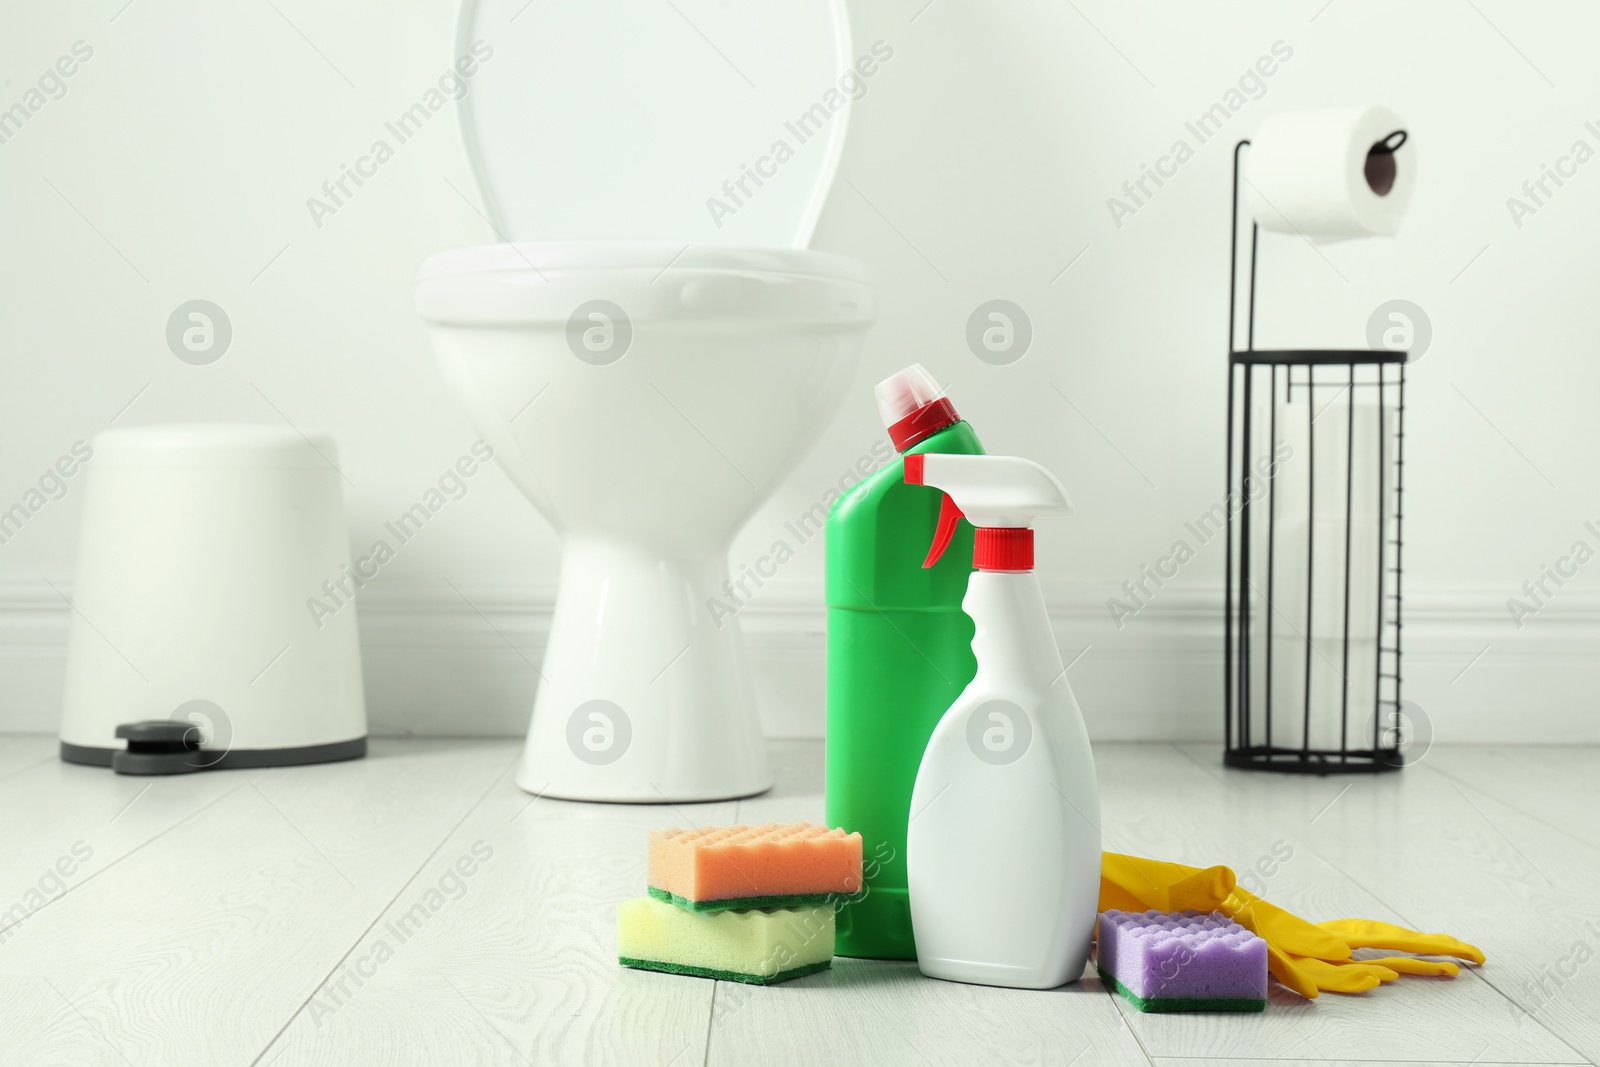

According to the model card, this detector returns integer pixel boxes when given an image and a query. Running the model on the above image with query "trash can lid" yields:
[89,423,341,470]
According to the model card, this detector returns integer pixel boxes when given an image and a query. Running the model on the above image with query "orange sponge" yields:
[648,822,864,912]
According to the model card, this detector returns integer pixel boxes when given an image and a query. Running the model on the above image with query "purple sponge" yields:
[1096,909,1267,1012]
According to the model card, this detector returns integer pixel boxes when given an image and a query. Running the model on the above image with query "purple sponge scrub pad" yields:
[1096,909,1268,1013]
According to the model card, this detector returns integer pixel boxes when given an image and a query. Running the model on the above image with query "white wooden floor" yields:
[0,737,1595,1067]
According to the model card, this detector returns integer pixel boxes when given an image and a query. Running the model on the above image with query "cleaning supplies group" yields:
[617,366,1484,1006]
[617,837,1484,1004]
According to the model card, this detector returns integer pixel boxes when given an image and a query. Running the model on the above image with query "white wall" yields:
[3,0,1596,744]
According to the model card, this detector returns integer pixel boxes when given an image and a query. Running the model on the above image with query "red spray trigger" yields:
[923,494,964,568]
[903,453,965,569]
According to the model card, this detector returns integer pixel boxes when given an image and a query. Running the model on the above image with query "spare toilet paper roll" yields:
[1273,396,1398,524]
[1265,633,1380,750]
[1267,397,1397,640]
[1247,106,1414,243]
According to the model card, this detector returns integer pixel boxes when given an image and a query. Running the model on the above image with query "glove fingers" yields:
[1352,935,1484,965]
[1355,955,1460,977]
[1316,918,1486,965]
[1287,954,1395,992]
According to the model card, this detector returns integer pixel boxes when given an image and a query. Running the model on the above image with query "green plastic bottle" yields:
[825,365,984,959]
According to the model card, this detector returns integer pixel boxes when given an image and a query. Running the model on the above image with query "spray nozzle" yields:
[904,453,1071,571]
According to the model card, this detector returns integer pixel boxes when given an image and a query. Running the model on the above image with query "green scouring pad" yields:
[647,884,863,913]
[619,957,831,985]
[1097,968,1266,1013]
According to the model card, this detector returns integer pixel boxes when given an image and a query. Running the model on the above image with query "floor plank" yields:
[0,734,56,781]
[1423,746,1600,850]
[256,757,741,1065]
[0,739,242,946]
[0,740,517,1066]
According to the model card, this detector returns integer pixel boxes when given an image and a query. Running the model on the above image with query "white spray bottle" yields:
[902,452,1101,989]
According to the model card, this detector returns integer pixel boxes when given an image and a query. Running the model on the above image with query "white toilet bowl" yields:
[417,244,872,800]
[417,0,873,801]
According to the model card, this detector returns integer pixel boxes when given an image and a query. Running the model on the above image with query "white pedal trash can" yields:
[59,424,367,774]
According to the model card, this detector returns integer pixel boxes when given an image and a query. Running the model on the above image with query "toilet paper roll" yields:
[1246,106,1414,243]
[1267,396,1397,640]
[1271,516,1387,640]
[1266,634,1380,751]
[1274,396,1398,524]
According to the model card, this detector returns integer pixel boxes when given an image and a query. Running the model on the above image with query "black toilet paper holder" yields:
[1222,136,1416,775]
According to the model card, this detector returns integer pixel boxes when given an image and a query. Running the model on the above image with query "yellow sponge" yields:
[616,896,834,984]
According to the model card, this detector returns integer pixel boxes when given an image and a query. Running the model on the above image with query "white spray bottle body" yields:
[902,454,1101,989]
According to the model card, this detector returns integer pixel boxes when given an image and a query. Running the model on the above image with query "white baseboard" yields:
[1,580,1594,744]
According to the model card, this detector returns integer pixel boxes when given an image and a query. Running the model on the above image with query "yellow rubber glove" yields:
[1316,918,1486,965]
[1099,853,1236,914]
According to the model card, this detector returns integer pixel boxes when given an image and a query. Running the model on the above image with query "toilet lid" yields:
[454,0,854,249]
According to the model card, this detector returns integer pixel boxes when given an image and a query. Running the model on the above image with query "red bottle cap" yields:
[973,528,1034,571]
[887,398,959,452]
[876,366,961,452]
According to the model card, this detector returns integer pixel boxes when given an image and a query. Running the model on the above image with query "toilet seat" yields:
[418,242,871,280]
[453,0,854,249]
[415,241,875,325]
